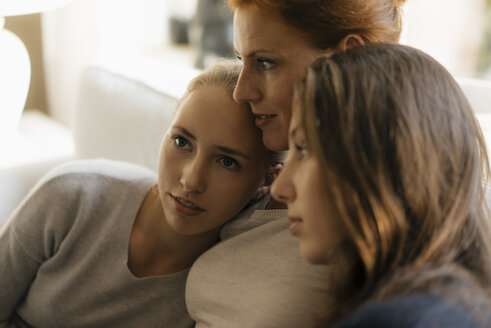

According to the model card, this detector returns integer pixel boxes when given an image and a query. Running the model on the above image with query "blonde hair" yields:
[177,60,285,167]
[227,0,406,49]
[187,59,242,96]
[293,43,491,324]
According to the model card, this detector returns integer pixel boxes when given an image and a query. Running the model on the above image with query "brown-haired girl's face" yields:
[271,108,346,264]
[233,5,323,152]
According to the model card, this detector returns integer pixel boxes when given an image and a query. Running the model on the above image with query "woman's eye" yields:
[257,58,275,70]
[235,53,242,61]
[218,156,240,170]
[172,135,191,150]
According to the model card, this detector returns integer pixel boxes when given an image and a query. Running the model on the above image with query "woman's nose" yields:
[180,159,206,193]
[270,163,295,204]
[233,67,262,104]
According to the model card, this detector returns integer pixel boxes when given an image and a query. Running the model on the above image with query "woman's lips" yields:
[288,216,303,235]
[254,114,276,128]
[170,195,205,217]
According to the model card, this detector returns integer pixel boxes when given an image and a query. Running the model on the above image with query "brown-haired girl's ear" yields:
[336,34,365,52]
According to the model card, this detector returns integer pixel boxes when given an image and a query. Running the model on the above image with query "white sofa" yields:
[1,66,490,225]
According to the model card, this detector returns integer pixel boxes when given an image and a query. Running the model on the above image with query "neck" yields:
[128,188,219,277]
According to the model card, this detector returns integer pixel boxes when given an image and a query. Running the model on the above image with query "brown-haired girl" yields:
[272,43,491,327]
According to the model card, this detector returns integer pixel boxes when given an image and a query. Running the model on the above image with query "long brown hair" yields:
[227,0,406,49]
[293,43,491,324]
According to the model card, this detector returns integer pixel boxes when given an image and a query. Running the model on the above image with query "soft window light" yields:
[0,0,72,16]
[0,0,71,149]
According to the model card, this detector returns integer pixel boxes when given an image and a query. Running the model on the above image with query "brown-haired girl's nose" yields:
[270,167,295,204]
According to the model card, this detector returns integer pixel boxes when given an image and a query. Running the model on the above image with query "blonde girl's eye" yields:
[218,156,240,171]
[172,135,191,151]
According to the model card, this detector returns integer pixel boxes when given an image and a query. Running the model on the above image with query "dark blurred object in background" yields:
[189,0,234,69]
[169,16,189,45]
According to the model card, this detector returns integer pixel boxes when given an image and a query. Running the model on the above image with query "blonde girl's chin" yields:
[167,215,220,237]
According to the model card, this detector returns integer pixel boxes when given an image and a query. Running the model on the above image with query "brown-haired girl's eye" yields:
[295,144,309,158]
[257,58,275,70]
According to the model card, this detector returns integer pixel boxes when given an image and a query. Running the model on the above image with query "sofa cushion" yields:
[74,67,179,172]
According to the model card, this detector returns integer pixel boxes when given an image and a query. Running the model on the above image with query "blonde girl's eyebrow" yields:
[173,126,196,140]
[173,125,250,161]
[215,146,250,161]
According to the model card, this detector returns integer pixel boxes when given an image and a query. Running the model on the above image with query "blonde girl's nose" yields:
[180,159,206,193]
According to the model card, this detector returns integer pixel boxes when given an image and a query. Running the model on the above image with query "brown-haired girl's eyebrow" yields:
[290,126,300,139]
[290,126,309,149]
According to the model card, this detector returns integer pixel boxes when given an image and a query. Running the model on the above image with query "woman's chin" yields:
[263,132,289,152]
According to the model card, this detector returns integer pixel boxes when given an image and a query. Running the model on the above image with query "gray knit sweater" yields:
[0,159,194,328]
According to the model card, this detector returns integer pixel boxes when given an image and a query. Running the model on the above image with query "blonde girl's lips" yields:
[170,195,205,217]
[254,114,276,128]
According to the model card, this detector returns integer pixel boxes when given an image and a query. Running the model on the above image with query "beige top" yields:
[186,196,332,327]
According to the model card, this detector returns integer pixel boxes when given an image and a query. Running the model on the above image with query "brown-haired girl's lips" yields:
[254,114,276,128]
[170,194,205,217]
[288,216,303,235]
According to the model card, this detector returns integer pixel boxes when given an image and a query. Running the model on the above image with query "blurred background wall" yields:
[5,0,491,127]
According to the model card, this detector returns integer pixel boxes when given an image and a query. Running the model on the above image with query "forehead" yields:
[174,85,263,149]
[289,103,303,134]
[233,5,313,55]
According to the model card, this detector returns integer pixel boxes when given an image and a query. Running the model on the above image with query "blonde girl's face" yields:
[233,5,324,152]
[271,108,345,264]
[158,85,269,237]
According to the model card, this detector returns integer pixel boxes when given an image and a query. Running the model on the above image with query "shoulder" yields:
[12,159,156,227]
[42,158,156,184]
[336,294,482,328]
[6,159,156,259]
[33,158,155,195]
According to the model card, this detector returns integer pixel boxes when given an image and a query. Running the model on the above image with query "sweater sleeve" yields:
[335,294,482,328]
[0,174,74,324]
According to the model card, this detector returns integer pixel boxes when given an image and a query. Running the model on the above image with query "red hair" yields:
[227,0,406,49]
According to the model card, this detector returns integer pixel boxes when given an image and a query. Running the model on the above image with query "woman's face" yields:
[158,85,269,237]
[271,108,345,264]
[233,5,324,151]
